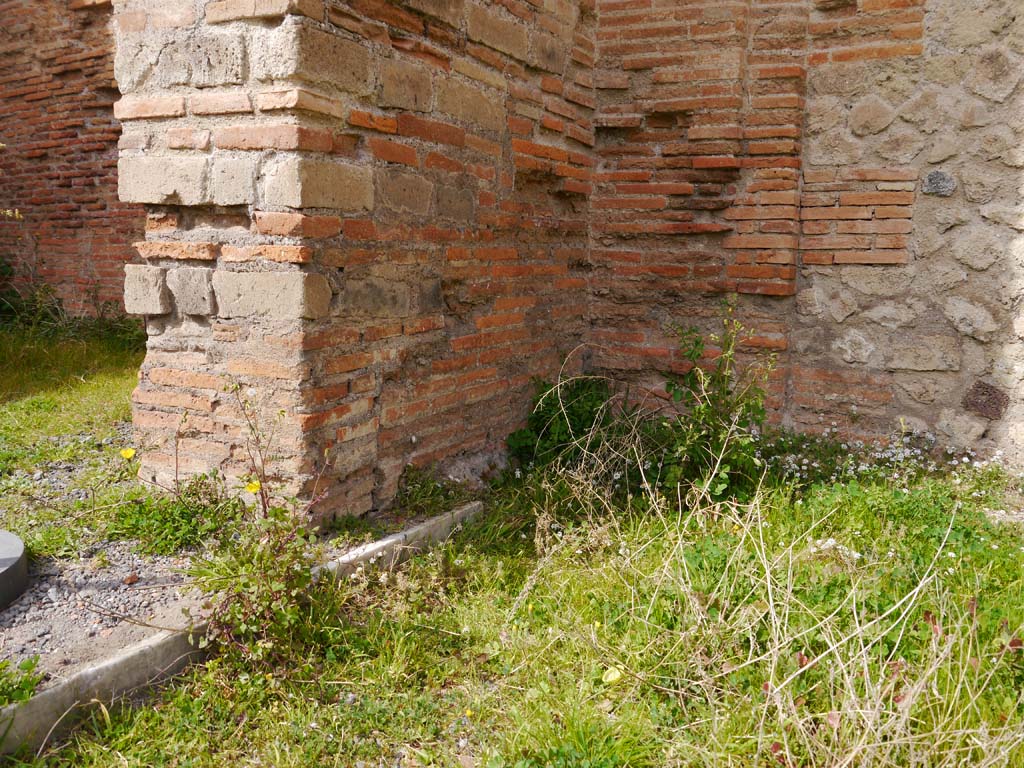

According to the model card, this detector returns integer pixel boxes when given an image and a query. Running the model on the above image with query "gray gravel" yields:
[0,540,202,686]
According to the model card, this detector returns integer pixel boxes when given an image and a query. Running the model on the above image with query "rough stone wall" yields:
[114,0,595,516]
[794,0,1024,455]
[0,0,144,314]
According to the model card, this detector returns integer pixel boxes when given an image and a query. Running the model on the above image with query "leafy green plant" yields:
[657,306,772,499]
[107,473,244,555]
[0,656,42,707]
[187,505,326,665]
[507,377,611,466]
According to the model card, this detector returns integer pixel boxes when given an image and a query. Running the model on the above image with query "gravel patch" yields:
[0,541,203,688]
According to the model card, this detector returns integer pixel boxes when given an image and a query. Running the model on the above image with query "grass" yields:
[14,457,1024,766]
[0,321,146,558]
[0,325,142,470]
[3,318,1024,765]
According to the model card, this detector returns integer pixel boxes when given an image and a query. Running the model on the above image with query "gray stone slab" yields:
[0,531,28,611]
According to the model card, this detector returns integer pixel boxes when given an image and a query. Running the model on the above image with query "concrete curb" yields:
[317,501,484,579]
[0,500,484,756]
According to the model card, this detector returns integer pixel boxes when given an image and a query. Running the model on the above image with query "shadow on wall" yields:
[791,0,1024,460]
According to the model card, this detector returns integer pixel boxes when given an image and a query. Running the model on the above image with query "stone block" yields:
[380,59,433,112]
[211,155,257,205]
[922,170,956,197]
[190,34,246,88]
[965,45,1022,103]
[251,23,371,95]
[124,264,171,315]
[378,169,433,215]
[343,277,412,317]
[435,186,475,222]
[118,156,208,205]
[212,270,332,320]
[466,4,528,60]
[167,267,216,315]
[887,335,961,371]
[530,33,566,74]
[943,296,998,341]
[263,157,374,211]
[963,380,1010,420]
[436,79,505,132]
[849,94,895,136]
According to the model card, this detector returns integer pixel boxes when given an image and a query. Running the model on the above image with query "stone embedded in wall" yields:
[124,265,171,316]
[965,45,1022,103]
[926,135,959,164]
[251,22,372,95]
[211,156,258,206]
[378,169,433,215]
[212,271,332,320]
[922,170,957,197]
[886,335,961,372]
[342,277,413,318]
[876,127,925,163]
[849,95,896,137]
[950,225,1001,271]
[937,409,989,445]
[379,59,433,112]
[466,4,528,60]
[167,268,216,316]
[862,301,920,329]
[833,330,874,365]
[899,87,951,133]
[943,296,999,341]
[262,158,375,211]
[118,156,208,206]
[980,204,1024,231]
[962,380,1010,420]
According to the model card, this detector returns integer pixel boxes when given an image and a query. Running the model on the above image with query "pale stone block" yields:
[211,155,257,205]
[118,156,208,205]
[167,267,216,316]
[380,59,433,112]
[436,78,504,132]
[212,271,332,319]
[378,169,433,215]
[124,264,171,315]
[251,23,371,94]
[263,157,374,211]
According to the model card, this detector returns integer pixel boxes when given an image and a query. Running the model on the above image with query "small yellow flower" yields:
[245,479,262,494]
[464,708,473,718]
[602,666,623,685]
[119,448,136,461]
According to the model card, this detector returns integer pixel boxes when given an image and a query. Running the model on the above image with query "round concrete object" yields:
[0,531,28,611]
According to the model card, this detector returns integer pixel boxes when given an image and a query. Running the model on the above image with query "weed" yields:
[657,307,771,500]
[507,377,611,466]
[106,473,244,556]
[187,506,327,665]
[0,657,42,708]
[393,463,477,519]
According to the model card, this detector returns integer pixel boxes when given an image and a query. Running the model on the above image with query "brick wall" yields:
[114,0,595,516]
[588,0,806,418]
[0,0,144,314]
[6,0,1018,515]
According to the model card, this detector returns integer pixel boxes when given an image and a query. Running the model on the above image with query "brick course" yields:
[0,0,144,313]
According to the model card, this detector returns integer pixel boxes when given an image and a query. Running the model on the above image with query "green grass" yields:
[0,323,145,557]
[19,462,1024,767]
[0,326,142,470]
